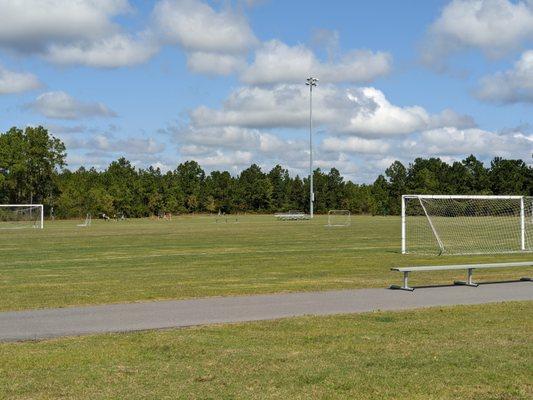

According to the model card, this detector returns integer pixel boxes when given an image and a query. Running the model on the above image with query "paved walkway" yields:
[1,282,531,342]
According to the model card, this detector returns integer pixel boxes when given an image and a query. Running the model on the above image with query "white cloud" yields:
[423,0,533,65]
[189,84,474,138]
[476,50,533,103]
[322,136,390,154]
[405,126,533,159]
[45,33,159,68]
[0,65,41,94]
[153,0,257,75]
[186,52,246,75]
[173,125,306,157]
[344,87,430,136]
[62,130,166,171]
[28,91,117,119]
[241,40,392,85]
[0,0,159,67]
[195,150,254,167]
[179,125,263,149]
[0,0,130,52]
[428,108,477,129]
[153,0,258,53]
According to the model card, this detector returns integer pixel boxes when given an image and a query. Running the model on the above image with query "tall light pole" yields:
[306,77,318,218]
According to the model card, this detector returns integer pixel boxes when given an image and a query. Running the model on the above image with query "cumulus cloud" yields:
[322,137,390,154]
[428,108,477,129]
[0,0,158,67]
[153,0,258,53]
[186,52,247,75]
[153,0,257,74]
[344,87,430,136]
[475,50,533,104]
[190,84,465,137]
[45,33,159,68]
[0,65,41,94]
[171,124,306,156]
[422,0,533,66]
[194,150,254,168]
[27,91,117,119]
[404,126,533,160]
[61,128,167,171]
[241,40,392,85]
[0,0,130,52]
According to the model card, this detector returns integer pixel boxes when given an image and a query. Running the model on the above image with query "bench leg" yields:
[454,268,478,287]
[390,271,414,291]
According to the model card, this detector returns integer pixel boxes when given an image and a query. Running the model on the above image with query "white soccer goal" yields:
[326,210,351,227]
[77,213,92,227]
[0,204,44,229]
[402,195,533,255]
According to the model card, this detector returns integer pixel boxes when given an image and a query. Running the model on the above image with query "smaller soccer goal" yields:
[326,210,351,227]
[77,213,92,227]
[0,204,44,229]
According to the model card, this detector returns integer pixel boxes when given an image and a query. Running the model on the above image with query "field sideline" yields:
[1,215,532,312]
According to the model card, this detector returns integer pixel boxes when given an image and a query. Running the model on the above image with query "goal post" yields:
[77,213,92,227]
[401,195,532,255]
[326,210,351,227]
[0,204,44,229]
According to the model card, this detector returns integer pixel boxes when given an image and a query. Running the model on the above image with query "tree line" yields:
[1,126,532,218]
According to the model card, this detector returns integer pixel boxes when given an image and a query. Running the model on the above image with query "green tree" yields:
[489,157,530,195]
[268,165,290,212]
[371,175,390,215]
[204,171,235,213]
[385,161,407,214]
[176,161,205,212]
[0,126,66,205]
[237,164,272,211]
[462,155,490,193]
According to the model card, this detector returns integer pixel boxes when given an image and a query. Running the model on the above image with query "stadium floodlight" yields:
[326,210,351,227]
[306,77,318,219]
[0,204,44,229]
[401,195,533,255]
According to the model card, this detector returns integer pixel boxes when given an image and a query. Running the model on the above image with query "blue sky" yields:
[0,0,531,182]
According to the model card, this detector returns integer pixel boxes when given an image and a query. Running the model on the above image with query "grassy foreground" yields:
[1,215,532,311]
[0,301,531,399]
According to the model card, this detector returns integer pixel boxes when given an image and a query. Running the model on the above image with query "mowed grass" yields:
[0,302,531,399]
[1,215,532,311]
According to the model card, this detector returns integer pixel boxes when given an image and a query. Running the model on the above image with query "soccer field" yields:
[1,214,532,312]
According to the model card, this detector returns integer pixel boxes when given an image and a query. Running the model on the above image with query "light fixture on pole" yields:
[306,77,318,219]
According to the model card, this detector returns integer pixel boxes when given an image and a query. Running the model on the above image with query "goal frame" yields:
[326,209,351,227]
[0,204,44,229]
[401,195,527,255]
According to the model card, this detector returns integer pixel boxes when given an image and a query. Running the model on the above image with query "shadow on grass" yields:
[401,279,531,290]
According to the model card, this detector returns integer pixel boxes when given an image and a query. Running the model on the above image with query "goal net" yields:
[326,210,351,227]
[0,204,44,229]
[402,195,532,255]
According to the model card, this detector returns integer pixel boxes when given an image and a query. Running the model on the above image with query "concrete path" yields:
[1,282,531,342]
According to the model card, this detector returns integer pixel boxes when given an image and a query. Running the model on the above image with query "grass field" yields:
[1,215,532,311]
[1,301,531,399]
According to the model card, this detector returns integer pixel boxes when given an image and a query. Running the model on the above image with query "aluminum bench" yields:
[390,261,533,291]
